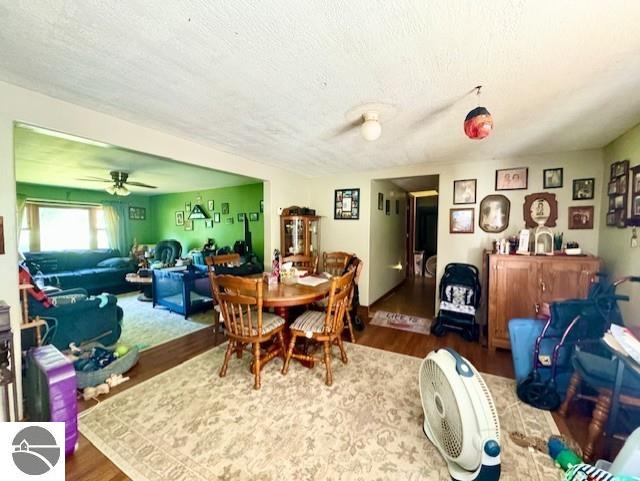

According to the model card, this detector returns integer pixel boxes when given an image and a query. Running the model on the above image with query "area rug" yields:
[79,343,562,481]
[117,293,214,350]
[370,310,432,335]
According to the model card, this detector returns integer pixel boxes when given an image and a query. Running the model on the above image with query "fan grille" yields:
[421,358,464,458]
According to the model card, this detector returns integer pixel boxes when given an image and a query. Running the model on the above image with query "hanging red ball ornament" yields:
[464,106,493,139]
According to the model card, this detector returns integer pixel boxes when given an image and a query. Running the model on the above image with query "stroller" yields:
[517,275,638,411]
[431,263,481,341]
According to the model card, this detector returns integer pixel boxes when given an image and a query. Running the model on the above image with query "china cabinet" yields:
[280,215,320,256]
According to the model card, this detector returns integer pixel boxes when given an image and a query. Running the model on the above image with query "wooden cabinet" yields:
[280,215,320,257]
[487,254,600,351]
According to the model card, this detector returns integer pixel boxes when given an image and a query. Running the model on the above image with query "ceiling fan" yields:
[77,171,157,196]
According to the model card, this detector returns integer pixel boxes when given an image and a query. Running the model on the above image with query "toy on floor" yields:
[564,463,640,481]
[82,383,109,401]
[114,344,130,358]
[549,437,583,471]
[106,373,129,388]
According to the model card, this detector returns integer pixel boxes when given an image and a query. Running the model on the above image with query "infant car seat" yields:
[431,263,481,341]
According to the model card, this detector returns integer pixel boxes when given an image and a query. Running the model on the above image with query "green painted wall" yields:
[599,123,640,327]
[150,183,264,261]
[16,182,154,246]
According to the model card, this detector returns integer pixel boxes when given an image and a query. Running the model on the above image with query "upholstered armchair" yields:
[153,239,182,266]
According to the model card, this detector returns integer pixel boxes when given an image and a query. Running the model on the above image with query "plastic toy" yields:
[564,463,640,481]
[549,437,583,471]
[114,344,130,358]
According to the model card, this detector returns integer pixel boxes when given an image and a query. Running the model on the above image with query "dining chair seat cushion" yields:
[290,310,326,335]
[238,312,284,336]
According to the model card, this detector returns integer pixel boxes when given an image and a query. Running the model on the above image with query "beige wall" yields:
[369,180,407,304]
[599,123,640,327]
[0,80,308,419]
[307,149,605,307]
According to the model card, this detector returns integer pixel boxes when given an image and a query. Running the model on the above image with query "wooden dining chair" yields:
[205,253,241,269]
[281,254,318,274]
[343,257,364,343]
[209,274,286,389]
[321,251,352,276]
[282,270,355,386]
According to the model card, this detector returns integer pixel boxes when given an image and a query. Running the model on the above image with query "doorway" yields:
[370,175,439,320]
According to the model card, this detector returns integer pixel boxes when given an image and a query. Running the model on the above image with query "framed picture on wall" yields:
[225,217,234,225]
[213,212,221,223]
[450,208,474,233]
[184,219,193,231]
[260,200,264,213]
[453,179,477,204]
[573,178,595,200]
[204,219,213,228]
[377,193,383,210]
[568,206,594,229]
[221,203,229,214]
[249,212,259,222]
[175,211,185,226]
[543,168,563,189]
[207,200,214,211]
[334,188,360,220]
[237,213,245,222]
[185,202,191,214]
[479,195,510,233]
[395,199,400,214]
[385,199,390,215]
[495,167,528,190]
[128,206,146,220]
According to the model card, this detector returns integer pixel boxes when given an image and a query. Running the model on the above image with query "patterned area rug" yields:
[370,310,432,335]
[117,293,214,350]
[79,343,561,481]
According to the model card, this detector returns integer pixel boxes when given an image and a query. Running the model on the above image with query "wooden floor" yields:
[67,276,593,480]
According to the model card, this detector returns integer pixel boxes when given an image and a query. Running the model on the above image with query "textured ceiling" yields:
[2,2,640,176]
[14,125,259,195]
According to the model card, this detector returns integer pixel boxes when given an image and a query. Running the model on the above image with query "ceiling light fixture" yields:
[464,86,493,140]
[360,111,382,141]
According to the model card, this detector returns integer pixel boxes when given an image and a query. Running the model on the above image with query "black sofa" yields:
[23,249,137,295]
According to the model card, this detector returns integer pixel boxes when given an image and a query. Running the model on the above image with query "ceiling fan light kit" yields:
[77,170,157,196]
[360,111,382,141]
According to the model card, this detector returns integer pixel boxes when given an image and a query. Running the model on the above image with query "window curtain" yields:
[16,194,27,248]
[103,202,131,255]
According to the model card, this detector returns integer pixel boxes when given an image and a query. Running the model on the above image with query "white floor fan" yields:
[419,348,502,481]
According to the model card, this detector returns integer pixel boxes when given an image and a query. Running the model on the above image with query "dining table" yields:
[251,275,332,371]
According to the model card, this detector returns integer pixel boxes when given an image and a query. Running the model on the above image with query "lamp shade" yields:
[464,106,493,139]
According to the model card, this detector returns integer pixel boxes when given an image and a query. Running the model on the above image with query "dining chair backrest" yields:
[282,254,318,274]
[322,270,355,335]
[322,251,352,276]
[209,274,264,339]
[206,253,241,269]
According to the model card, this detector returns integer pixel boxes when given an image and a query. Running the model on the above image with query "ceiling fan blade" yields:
[325,118,362,139]
[124,181,157,189]
[76,177,112,182]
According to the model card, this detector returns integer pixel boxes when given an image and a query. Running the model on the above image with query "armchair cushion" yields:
[154,240,182,265]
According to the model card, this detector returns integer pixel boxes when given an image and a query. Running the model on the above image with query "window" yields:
[20,202,109,252]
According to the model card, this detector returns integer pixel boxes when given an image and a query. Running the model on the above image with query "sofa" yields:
[23,249,137,295]
[27,288,123,351]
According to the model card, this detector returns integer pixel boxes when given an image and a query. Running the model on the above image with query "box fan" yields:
[419,348,501,481]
